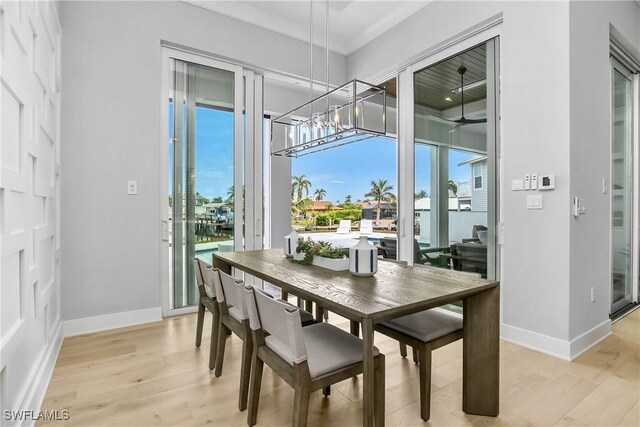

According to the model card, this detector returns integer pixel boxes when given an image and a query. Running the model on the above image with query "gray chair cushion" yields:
[266,323,379,379]
[379,309,462,343]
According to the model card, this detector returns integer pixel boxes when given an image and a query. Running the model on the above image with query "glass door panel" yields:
[414,143,434,254]
[412,41,495,279]
[611,60,634,314]
[169,59,238,309]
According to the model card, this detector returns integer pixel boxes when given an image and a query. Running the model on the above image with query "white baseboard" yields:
[569,319,611,360]
[501,322,572,361]
[63,306,163,337]
[501,319,612,361]
[15,320,63,427]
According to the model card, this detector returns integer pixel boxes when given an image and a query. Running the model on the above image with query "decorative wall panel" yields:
[0,0,62,422]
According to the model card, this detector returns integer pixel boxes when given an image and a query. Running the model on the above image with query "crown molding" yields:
[183,0,432,56]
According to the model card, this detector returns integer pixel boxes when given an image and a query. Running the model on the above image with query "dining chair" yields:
[211,268,253,410]
[193,258,219,370]
[213,269,318,411]
[244,286,386,427]
[374,309,462,421]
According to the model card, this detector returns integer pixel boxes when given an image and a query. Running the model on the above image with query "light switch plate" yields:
[127,180,138,195]
[527,195,543,209]
[512,179,524,191]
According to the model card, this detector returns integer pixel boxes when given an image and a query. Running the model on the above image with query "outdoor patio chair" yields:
[375,309,463,421]
[359,219,373,235]
[193,258,219,370]
[336,219,351,234]
[450,242,487,278]
[376,236,397,259]
[376,237,448,265]
[244,286,385,427]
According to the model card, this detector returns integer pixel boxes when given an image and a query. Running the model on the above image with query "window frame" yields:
[473,163,483,190]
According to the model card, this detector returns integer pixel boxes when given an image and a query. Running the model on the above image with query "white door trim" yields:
[160,47,244,317]
[396,26,502,274]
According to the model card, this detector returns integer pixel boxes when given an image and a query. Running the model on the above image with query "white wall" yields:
[0,0,63,421]
[59,0,346,326]
[418,211,488,244]
[348,1,639,359]
[568,1,640,343]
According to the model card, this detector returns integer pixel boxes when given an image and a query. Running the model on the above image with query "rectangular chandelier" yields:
[271,79,388,157]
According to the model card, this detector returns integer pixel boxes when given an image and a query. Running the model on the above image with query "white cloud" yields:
[330,180,345,184]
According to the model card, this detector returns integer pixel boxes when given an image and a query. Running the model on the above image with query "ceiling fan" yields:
[426,65,487,132]
[451,65,487,125]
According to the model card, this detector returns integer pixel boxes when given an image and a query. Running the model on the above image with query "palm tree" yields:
[448,180,458,197]
[345,194,352,203]
[291,175,312,202]
[414,190,428,199]
[314,188,326,201]
[226,186,234,204]
[365,179,395,225]
[292,197,312,217]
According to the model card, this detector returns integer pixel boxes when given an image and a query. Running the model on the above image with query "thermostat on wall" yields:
[538,175,555,190]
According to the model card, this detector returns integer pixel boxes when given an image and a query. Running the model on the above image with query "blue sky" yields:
[194,108,234,199]
[292,137,396,203]
[170,106,475,202]
[169,105,234,200]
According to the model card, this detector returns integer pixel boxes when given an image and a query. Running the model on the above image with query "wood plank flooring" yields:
[39,308,639,426]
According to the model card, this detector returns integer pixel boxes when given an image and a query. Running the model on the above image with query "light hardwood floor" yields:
[40,308,639,426]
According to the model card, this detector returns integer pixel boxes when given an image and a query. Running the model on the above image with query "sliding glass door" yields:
[611,58,635,315]
[167,57,244,310]
[410,39,498,280]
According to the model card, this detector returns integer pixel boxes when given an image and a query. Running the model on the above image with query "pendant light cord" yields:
[309,0,313,101]
[325,0,329,94]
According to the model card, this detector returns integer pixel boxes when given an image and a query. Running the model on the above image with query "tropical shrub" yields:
[316,214,330,226]
[329,209,362,222]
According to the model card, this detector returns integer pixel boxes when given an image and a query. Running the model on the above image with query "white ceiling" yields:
[185,0,432,55]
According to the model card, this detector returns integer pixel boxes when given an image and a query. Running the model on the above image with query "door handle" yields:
[162,220,169,242]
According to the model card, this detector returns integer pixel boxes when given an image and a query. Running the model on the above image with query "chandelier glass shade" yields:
[271,79,387,157]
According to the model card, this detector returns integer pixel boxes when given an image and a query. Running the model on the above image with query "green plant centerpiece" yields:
[293,239,349,271]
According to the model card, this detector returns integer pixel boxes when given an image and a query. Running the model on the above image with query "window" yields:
[473,164,483,189]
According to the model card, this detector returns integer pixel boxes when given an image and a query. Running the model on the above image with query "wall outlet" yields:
[591,287,596,302]
[531,173,538,190]
[127,180,138,195]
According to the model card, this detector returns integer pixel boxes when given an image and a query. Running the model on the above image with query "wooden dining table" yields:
[213,248,499,427]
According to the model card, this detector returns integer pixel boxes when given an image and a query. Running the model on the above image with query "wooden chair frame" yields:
[194,259,220,371]
[213,274,253,412]
[247,318,385,427]
[374,323,462,422]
